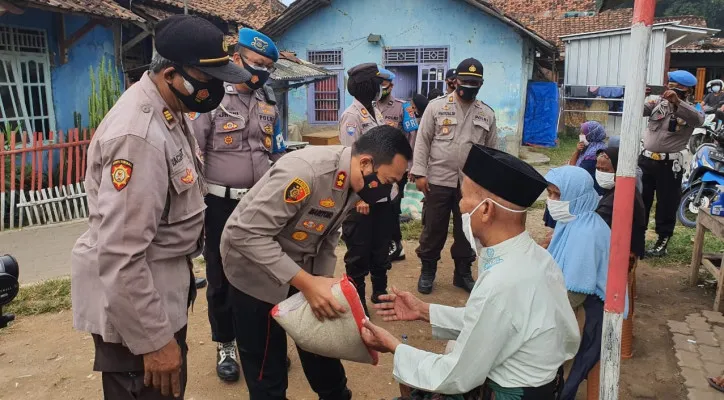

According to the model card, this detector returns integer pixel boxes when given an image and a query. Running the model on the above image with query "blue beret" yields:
[668,70,697,88]
[238,28,279,62]
[378,67,395,81]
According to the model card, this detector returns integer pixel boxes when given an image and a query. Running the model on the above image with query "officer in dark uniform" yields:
[186,27,286,382]
[445,68,457,95]
[639,70,704,257]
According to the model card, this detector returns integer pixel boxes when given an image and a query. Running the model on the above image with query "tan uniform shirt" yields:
[378,96,405,129]
[411,93,498,188]
[221,146,359,304]
[187,83,281,188]
[71,72,206,355]
[642,99,704,153]
[338,98,385,147]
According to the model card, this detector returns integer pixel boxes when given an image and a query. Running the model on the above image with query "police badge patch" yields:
[186,112,200,121]
[346,124,356,136]
[284,178,311,204]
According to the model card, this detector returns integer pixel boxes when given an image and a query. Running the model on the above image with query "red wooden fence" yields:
[0,128,93,231]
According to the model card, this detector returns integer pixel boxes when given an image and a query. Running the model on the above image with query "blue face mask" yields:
[714,86,721,93]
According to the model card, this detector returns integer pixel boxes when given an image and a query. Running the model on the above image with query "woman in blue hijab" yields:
[544,166,610,400]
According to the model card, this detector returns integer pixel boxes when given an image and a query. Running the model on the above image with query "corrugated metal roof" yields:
[22,0,145,22]
[271,57,335,81]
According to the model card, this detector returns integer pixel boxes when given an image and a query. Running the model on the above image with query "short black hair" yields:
[352,125,413,164]
[427,88,443,101]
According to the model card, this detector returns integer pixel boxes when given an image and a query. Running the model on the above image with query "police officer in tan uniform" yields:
[377,68,405,129]
[70,15,250,400]
[411,58,497,295]
[338,63,388,147]
[186,27,285,383]
[640,70,704,257]
[221,126,412,399]
[445,68,457,95]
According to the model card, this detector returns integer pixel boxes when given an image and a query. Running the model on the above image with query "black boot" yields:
[417,260,437,294]
[453,260,476,293]
[389,240,406,262]
[216,341,240,382]
[370,272,388,304]
[352,278,370,317]
[646,235,671,258]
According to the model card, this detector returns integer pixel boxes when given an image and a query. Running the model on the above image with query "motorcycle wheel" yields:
[678,184,719,228]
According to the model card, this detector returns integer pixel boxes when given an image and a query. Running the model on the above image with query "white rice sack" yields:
[401,182,424,220]
[271,275,378,365]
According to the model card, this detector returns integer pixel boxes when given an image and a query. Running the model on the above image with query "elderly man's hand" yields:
[373,287,430,322]
[361,319,402,353]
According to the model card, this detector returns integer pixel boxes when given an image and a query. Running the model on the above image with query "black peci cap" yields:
[456,58,484,82]
[445,69,457,80]
[463,144,548,208]
[154,15,250,83]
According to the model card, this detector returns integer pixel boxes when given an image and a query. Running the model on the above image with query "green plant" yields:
[88,57,121,129]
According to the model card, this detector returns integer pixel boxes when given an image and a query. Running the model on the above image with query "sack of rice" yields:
[271,275,378,365]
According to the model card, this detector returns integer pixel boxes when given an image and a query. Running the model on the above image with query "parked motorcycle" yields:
[688,106,724,154]
[678,111,724,228]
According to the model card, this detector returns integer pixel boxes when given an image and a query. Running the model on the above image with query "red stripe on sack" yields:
[340,274,379,365]
[604,176,636,314]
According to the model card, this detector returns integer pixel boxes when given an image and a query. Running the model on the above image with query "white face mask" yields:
[714,86,721,93]
[595,170,616,190]
[462,198,526,256]
[547,198,576,224]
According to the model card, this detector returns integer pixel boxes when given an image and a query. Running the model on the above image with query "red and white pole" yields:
[599,0,656,398]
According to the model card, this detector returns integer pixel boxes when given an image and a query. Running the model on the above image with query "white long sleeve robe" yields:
[393,232,581,394]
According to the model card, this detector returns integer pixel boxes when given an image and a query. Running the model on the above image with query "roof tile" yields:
[25,0,145,22]
[143,0,285,29]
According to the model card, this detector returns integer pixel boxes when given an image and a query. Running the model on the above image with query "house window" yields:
[307,49,344,124]
[0,25,55,136]
[383,47,448,65]
[383,47,449,98]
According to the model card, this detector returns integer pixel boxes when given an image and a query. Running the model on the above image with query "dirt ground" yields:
[0,209,715,399]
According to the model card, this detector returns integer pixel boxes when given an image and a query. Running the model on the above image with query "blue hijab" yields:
[546,166,610,300]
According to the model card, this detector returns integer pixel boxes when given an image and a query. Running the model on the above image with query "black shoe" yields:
[453,261,475,293]
[646,235,671,258]
[370,273,388,304]
[453,273,475,293]
[389,240,406,262]
[216,342,240,382]
[195,277,207,289]
[417,260,437,294]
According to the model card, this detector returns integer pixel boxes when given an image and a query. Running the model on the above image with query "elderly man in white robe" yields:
[361,144,581,400]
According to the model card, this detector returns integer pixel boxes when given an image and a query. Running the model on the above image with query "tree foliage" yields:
[620,0,724,36]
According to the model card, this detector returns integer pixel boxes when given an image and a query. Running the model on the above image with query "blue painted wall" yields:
[0,8,122,132]
[274,0,535,154]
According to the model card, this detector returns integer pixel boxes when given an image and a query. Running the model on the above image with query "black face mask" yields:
[242,59,271,90]
[457,85,480,102]
[447,80,456,90]
[672,88,689,100]
[357,166,393,204]
[168,67,224,113]
[381,86,392,99]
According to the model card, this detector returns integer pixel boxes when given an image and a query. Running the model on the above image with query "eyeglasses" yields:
[243,56,277,74]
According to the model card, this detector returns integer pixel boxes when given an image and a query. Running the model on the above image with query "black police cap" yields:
[154,15,250,83]
[347,63,391,82]
[445,69,457,80]
[456,58,484,82]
